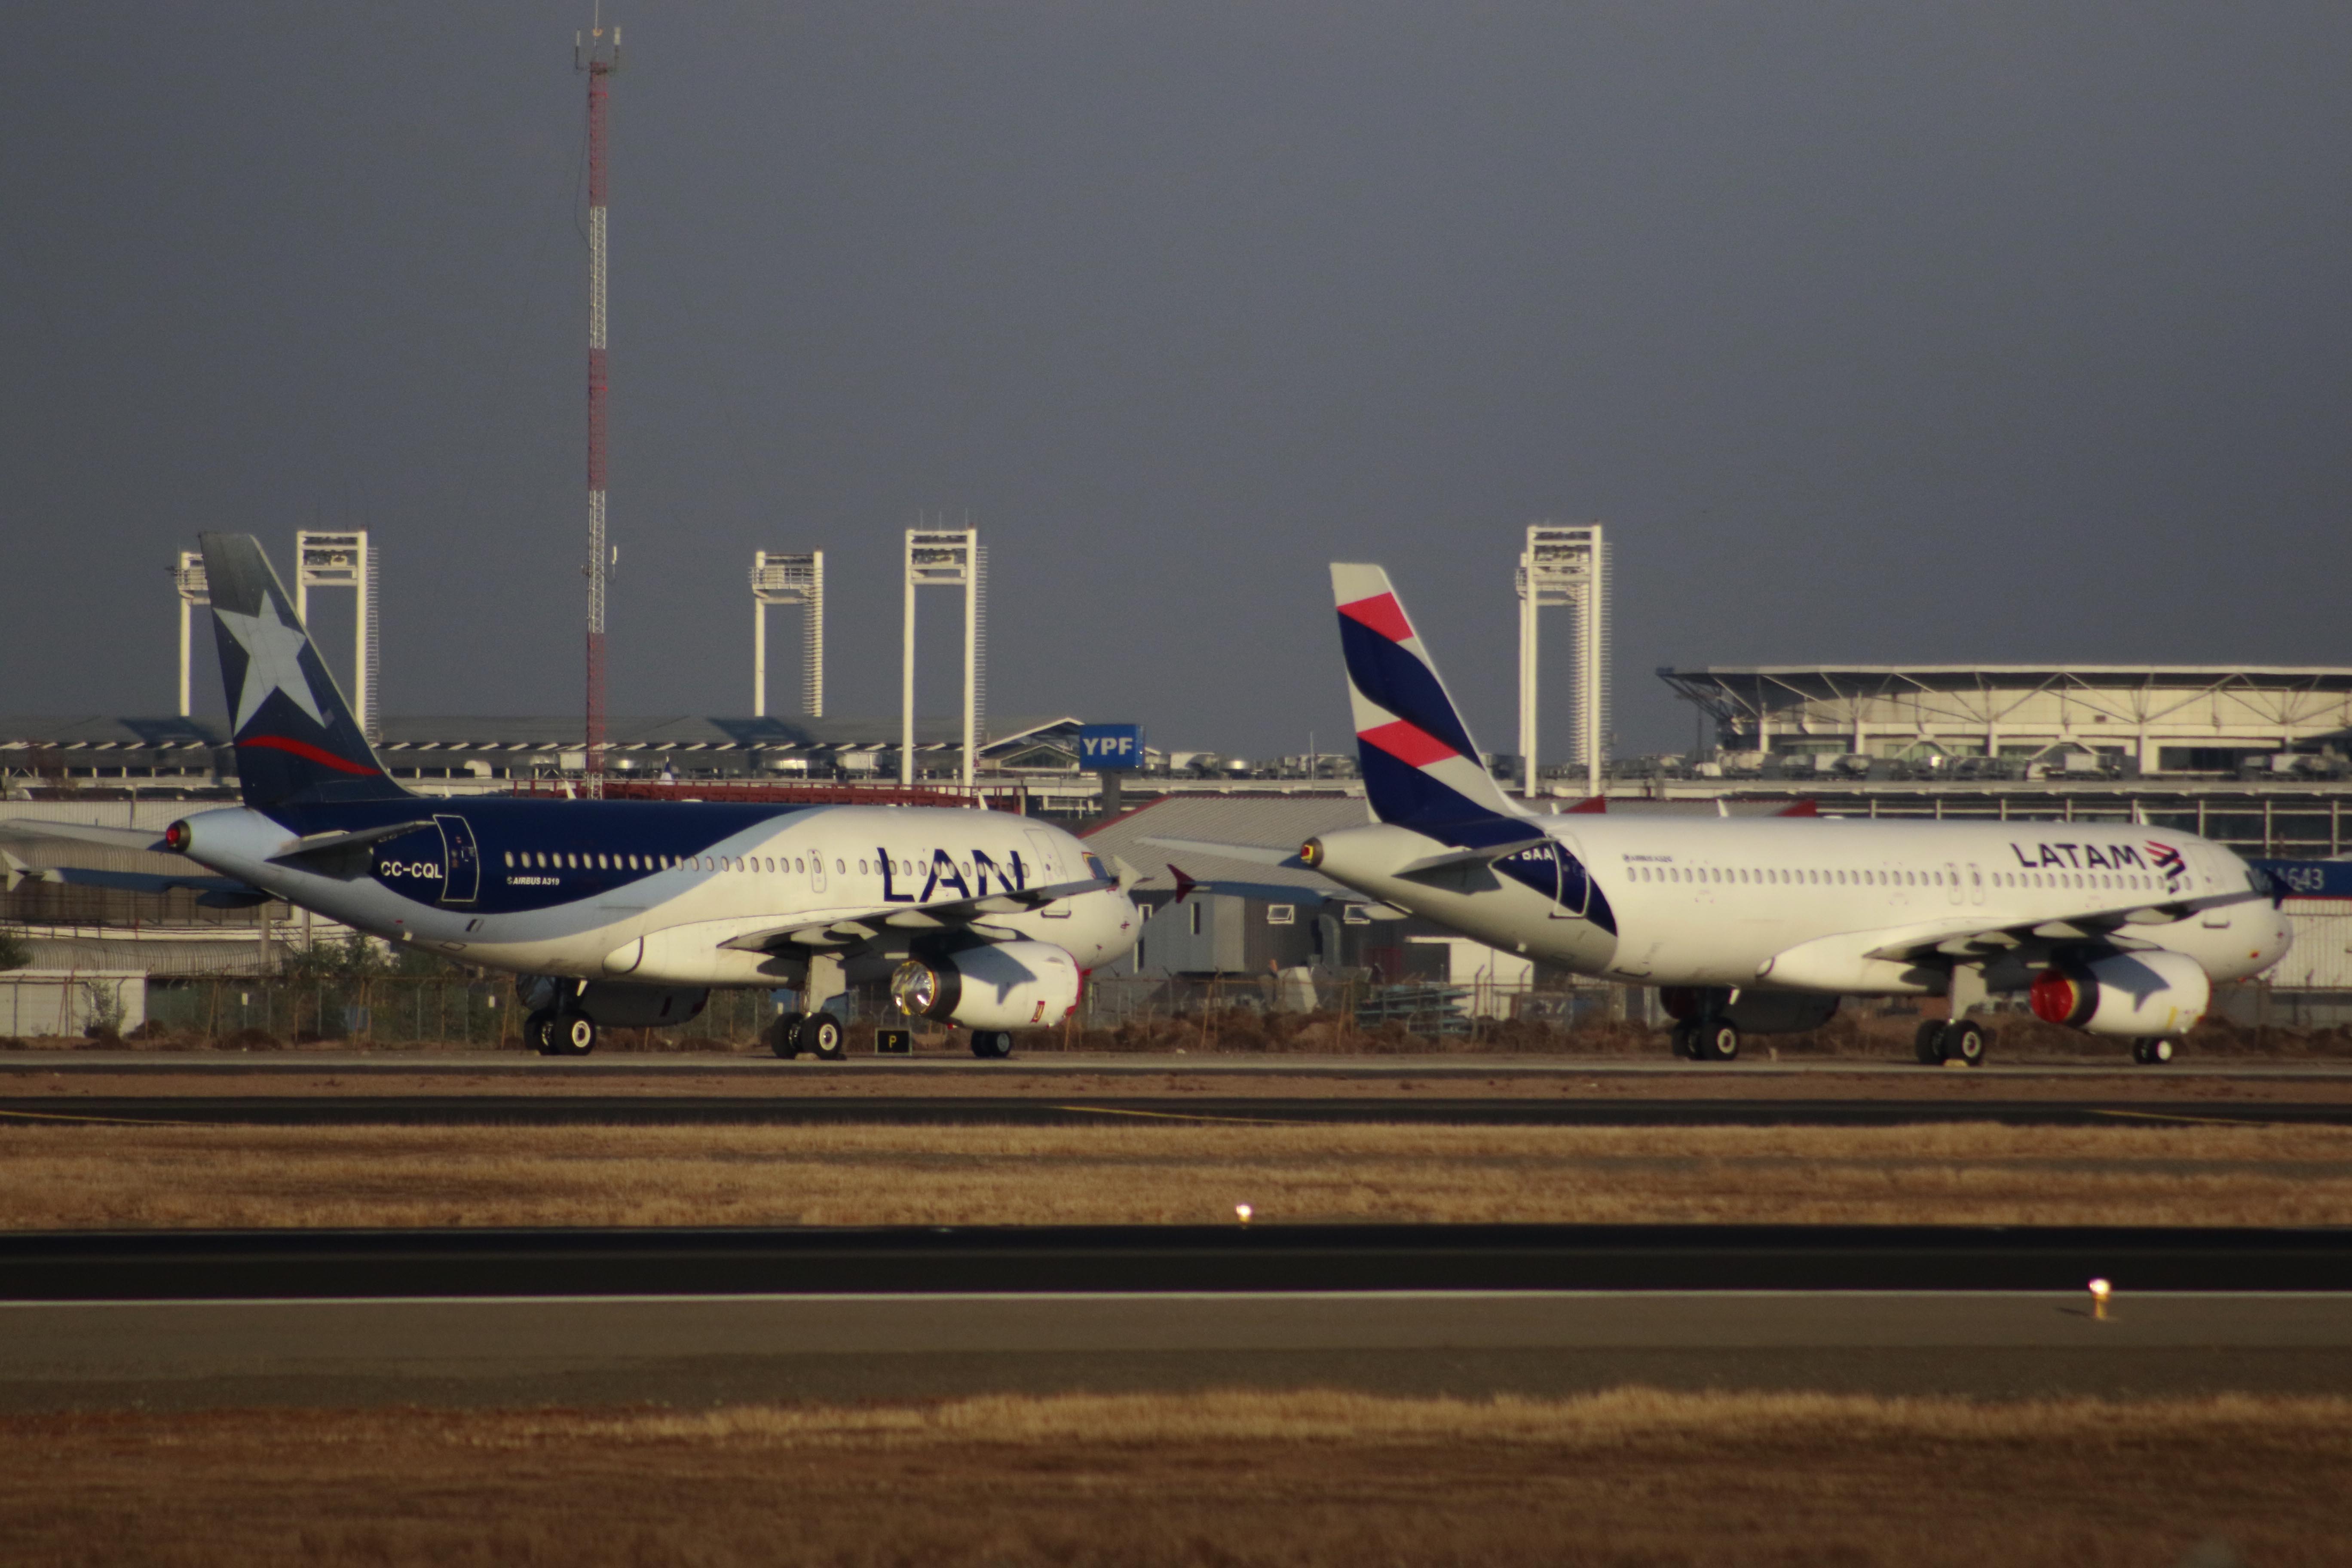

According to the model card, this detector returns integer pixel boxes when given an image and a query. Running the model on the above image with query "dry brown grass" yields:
[5,1119,2352,1228]
[3,1388,2347,1565]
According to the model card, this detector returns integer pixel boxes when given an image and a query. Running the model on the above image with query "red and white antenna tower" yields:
[577,11,622,782]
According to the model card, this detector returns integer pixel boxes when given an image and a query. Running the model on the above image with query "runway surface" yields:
[5,1290,2347,1410]
[11,1049,2352,1079]
[7,1223,2349,1298]
[4,1093,2349,1126]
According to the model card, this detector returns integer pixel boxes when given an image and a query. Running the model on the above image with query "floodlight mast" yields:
[900,526,987,788]
[294,530,380,743]
[171,551,210,718]
[1516,522,1610,798]
[750,551,825,718]
[577,14,622,784]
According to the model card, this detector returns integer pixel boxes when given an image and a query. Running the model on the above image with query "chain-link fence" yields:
[104,973,1643,1052]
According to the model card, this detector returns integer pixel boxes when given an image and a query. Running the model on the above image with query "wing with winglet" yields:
[1758,889,2267,990]
[714,875,1115,954]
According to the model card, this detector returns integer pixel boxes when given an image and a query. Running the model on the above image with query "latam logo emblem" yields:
[2147,840,2188,881]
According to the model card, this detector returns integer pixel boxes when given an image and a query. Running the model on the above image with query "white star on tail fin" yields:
[214,593,328,734]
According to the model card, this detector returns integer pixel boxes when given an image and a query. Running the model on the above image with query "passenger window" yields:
[835,860,845,875]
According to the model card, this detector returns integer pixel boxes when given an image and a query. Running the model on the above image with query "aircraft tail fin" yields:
[198,532,410,809]
[1329,564,1529,847]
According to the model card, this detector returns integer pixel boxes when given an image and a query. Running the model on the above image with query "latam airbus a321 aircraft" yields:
[1159,564,2304,1066]
[3,534,1138,1059]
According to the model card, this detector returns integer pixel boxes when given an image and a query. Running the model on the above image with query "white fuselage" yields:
[1311,814,2292,995]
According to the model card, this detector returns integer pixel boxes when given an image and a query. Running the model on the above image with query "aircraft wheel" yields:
[769,1013,805,1059]
[1942,1019,1988,1068]
[1914,1021,1947,1065]
[1670,1021,1697,1060]
[526,1008,558,1056]
[806,1012,847,1062]
[554,1013,597,1057]
[2133,1038,2177,1066]
[1700,1020,1740,1063]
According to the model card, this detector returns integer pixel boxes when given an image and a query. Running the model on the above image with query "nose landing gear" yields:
[2131,1037,2179,1066]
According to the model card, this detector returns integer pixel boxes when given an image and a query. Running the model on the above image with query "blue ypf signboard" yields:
[1077,724,1145,771]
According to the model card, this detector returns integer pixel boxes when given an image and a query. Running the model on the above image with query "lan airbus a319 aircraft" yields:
[4,534,1138,1059]
[1158,564,2304,1067]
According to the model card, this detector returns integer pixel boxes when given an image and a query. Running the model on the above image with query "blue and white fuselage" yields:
[170,799,1135,987]
[6,532,1139,1057]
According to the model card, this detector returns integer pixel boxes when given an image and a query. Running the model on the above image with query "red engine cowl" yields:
[2030,950,2210,1037]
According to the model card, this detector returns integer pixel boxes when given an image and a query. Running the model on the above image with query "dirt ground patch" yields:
[6,1120,2352,1228]
[0,1388,2342,1566]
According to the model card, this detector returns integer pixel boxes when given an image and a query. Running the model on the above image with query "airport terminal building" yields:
[1658,665,2352,779]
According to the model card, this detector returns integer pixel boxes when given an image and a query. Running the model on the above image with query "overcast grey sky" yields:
[5,3,2349,762]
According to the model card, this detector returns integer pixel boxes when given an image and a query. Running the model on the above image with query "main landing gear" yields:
[2131,1038,2179,1066]
[969,1030,1015,1060]
[1914,1019,1989,1067]
[527,1008,597,1057]
[771,1013,847,1061]
[1671,1018,1742,1062]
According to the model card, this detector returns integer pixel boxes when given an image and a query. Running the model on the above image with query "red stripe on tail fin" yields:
[240,735,384,777]
[1360,718,1460,768]
[1337,592,1415,645]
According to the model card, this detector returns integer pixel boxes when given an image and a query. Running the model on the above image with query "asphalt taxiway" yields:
[10,1050,2352,1079]
[5,1289,2347,1411]
[3,1094,2347,1127]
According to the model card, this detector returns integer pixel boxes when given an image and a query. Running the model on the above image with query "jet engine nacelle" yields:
[891,940,1081,1031]
[1660,986,1840,1035]
[2030,949,2210,1037]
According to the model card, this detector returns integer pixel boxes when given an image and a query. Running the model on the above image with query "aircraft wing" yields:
[715,876,1115,954]
[1858,888,2267,963]
[1759,889,2267,988]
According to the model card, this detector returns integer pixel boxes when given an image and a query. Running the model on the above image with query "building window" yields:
[1267,904,1295,925]
[1189,903,1203,937]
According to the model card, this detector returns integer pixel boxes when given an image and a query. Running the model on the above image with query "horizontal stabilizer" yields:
[1138,836,1309,869]
[0,820,174,854]
[266,820,438,867]
[1393,836,1553,878]
[2,847,262,901]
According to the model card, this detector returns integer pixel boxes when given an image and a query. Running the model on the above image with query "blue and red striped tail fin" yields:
[198,533,410,809]
[1330,564,1528,846]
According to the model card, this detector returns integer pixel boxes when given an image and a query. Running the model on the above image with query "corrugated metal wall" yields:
[2278,904,2352,990]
